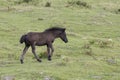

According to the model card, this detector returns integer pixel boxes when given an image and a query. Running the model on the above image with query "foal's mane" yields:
[44,27,65,32]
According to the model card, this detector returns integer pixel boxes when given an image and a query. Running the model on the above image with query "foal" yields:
[20,27,68,64]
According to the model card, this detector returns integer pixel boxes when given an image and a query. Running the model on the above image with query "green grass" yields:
[0,0,120,80]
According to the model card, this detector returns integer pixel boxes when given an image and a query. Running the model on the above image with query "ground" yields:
[0,0,120,80]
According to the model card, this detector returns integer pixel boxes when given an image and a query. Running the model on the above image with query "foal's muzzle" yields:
[64,39,68,43]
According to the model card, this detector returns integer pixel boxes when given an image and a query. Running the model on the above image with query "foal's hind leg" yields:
[31,45,42,62]
[20,46,29,64]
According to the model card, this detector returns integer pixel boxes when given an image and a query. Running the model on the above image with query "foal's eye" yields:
[59,33,62,35]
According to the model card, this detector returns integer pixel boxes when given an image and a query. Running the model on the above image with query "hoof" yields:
[20,59,24,64]
[37,59,42,62]
[48,58,52,61]
[48,56,52,61]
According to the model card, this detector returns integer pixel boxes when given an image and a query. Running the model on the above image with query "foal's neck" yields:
[50,31,60,38]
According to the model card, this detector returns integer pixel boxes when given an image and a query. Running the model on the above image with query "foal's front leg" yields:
[31,45,42,62]
[47,43,54,61]
[47,45,51,61]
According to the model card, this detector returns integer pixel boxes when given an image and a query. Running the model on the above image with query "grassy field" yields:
[0,0,120,80]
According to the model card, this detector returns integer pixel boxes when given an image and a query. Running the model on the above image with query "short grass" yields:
[0,0,120,80]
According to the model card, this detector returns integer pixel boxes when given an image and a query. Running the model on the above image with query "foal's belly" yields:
[35,42,46,46]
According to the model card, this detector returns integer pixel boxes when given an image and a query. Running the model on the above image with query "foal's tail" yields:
[20,34,27,44]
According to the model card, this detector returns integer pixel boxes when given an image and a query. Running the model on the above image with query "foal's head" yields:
[59,28,68,43]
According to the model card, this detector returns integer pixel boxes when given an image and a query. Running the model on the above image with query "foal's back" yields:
[26,32,53,46]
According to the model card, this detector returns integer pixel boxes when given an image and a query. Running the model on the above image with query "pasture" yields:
[0,0,120,80]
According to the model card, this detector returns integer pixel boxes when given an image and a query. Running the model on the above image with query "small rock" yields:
[92,75,102,80]
[2,76,15,80]
[106,59,116,64]
[44,76,51,80]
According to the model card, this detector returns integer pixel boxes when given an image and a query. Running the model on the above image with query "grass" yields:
[0,0,120,80]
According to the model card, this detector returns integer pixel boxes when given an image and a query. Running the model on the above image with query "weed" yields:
[32,52,47,59]
[118,9,120,12]
[97,39,114,48]
[89,40,96,45]
[38,18,44,21]
[14,0,39,5]
[115,8,120,14]
[67,0,91,8]
[23,0,32,3]
[88,39,114,48]
[14,0,25,4]
[81,43,98,60]
[38,52,48,58]
[81,43,93,55]
[45,2,51,7]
